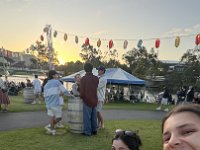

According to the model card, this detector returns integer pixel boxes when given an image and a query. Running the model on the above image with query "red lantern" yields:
[85,37,89,46]
[155,38,160,48]
[195,34,200,45]
[97,38,101,47]
[109,40,114,49]
[40,35,44,41]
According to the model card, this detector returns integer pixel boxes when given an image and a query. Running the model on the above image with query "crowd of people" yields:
[1,62,200,149]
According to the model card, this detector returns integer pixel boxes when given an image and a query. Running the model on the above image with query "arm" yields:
[98,77,107,89]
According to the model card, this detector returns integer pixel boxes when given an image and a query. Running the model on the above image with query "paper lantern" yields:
[75,36,79,44]
[155,38,160,48]
[123,40,128,49]
[195,34,200,45]
[137,39,143,48]
[53,31,58,38]
[85,37,90,46]
[175,36,180,47]
[97,38,101,47]
[43,27,48,32]
[64,33,68,41]
[40,35,44,41]
[109,40,114,49]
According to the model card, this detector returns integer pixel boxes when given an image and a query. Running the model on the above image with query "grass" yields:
[8,94,173,112]
[0,120,162,150]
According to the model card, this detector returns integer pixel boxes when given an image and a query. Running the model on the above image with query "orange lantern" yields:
[75,36,78,44]
[195,34,200,45]
[64,33,68,41]
[109,40,114,49]
[85,37,90,46]
[40,35,44,41]
[175,36,180,47]
[155,38,160,48]
[123,40,128,49]
[97,38,101,47]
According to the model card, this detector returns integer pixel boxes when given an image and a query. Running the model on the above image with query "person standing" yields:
[156,87,171,112]
[0,74,10,112]
[31,75,42,104]
[96,65,107,129]
[185,85,194,103]
[44,70,73,135]
[71,74,81,97]
[80,62,99,136]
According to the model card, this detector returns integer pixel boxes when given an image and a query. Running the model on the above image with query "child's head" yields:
[112,129,142,150]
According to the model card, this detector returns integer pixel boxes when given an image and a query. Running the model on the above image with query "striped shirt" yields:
[44,79,71,107]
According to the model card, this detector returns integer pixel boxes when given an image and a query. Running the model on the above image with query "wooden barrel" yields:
[23,88,35,104]
[67,97,83,133]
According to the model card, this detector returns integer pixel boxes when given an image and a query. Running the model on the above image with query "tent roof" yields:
[61,68,145,85]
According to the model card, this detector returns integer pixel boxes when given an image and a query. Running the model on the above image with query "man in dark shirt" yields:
[80,62,99,136]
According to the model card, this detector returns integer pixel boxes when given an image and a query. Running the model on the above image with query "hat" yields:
[48,70,59,78]
[96,65,106,71]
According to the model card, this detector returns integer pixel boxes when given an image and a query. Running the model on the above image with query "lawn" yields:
[8,94,173,112]
[0,120,162,150]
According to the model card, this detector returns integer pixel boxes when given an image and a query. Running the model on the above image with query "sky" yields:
[0,0,200,64]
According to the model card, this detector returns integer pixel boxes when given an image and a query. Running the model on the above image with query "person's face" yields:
[163,112,200,150]
[112,139,130,150]
[98,69,104,76]
[75,75,81,83]
[53,74,59,79]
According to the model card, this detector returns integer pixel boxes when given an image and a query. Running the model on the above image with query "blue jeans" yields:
[83,103,98,135]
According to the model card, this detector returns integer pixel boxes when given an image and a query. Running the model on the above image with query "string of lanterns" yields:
[38,28,200,50]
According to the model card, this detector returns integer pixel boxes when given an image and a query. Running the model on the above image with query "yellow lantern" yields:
[97,38,101,47]
[64,33,68,41]
[175,36,180,47]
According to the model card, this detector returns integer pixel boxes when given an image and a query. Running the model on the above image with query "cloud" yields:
[162,24,200,37]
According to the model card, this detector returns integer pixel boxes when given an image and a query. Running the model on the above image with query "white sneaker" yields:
[164,108,169,112]
[56,123,64,128]
[31,101,36,105]
[45,125,56,135]
[156,107,161,110]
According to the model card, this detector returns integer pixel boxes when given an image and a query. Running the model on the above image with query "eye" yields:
[163,136,170,143]
[181,129,195,136]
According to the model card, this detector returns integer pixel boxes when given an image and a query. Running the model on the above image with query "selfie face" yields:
[112,139,130,150]
[163,112,200,150]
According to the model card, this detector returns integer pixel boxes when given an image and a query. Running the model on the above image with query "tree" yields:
[31,41,59,69]
[122,47,160,78]
[80,44,102,67]
[180,48,200,86]
[29,58,38,69]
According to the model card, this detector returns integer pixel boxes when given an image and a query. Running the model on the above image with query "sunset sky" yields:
[0,0,200,64]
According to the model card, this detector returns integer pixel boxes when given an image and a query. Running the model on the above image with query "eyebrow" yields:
[163,123,196,135]
[176,123,196,129]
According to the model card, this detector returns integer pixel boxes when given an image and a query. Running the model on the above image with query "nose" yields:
[168,134,182,148]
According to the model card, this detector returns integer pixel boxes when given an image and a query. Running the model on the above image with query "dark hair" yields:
[34,75,38,78]
[162,104,200,133]
[84,62,93,72]
[112,133,142,150]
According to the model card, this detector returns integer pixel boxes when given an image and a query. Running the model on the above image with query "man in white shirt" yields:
[96,66,107,129]
[32,75,42,104]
